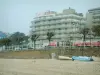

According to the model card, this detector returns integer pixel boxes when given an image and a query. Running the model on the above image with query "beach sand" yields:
[0,59,100,75]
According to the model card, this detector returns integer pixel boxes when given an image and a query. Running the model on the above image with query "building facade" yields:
[30,8,86,49]
[86,7,100,42]
[86,7,100,28]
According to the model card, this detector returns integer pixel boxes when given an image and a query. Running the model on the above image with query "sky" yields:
[0,0,100,35]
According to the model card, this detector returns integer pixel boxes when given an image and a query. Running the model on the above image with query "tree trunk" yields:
[82,35,86,56]
[34,41,36,50]
[90,38,91,47]
[48,39,51,46]
[70,39,72,50]
[83,35,85,49]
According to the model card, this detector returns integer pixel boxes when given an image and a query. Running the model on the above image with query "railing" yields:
[93,19,100,22]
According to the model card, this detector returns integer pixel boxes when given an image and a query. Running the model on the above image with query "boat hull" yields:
[72,56,94,61]
[58,56,72,60]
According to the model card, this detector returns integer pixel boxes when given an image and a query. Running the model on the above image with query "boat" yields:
[72,56,94,61]
[58,56,72,60]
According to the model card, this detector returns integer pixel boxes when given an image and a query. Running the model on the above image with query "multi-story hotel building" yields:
[86,7,100,42]
[86,7,100,28]
[29,8,86,49]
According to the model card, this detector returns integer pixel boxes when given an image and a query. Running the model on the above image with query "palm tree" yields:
[80,28,89,55]
[30,34,39,50]
[47,32,55,45]
[80,28,89,45]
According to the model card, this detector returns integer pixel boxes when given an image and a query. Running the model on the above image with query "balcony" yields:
[48,26,54,29]
[55,35,60,38]
[66,19,72,22]
[44,22,49,25]
[35,31,40,35]
[39,27,44,30]
[52,16,58,19]
[53,26,57,29]
[57,25,63,28]
[66,30,72,33]
[61,34,66,38]
[60,19,66,23]
[35,17,44,22]
[41,17,46,20]
[93,14,100,18]
[55,31,60,34]
[34,19,40,22]
[72,19,80,23]
[35,29,40,32]
[60,30,66,33]
[81,20,86,23]
[56,16,62,19]
[93,19,100,22]
[56,20,62,24]
[39,23,44,25]
[34,17,46,22]
[49,21,56,24]
[37,22,49,26]
[39,32,44,35]
[46,17,52,20]
[35,23,41,26]
[61,24,67,28]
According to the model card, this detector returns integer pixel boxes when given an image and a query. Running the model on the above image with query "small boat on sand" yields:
[58,56,72,60]
[72,56,94,61]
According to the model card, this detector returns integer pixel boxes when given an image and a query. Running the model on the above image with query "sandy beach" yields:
[0,59,100,75]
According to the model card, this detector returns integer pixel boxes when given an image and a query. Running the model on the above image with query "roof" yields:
[88,7,100,11]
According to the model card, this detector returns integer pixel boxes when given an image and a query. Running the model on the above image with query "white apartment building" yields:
[86,7,100,28]
[29,8,86,49]
[86,7,100,42]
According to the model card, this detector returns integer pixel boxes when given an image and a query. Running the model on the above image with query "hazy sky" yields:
[0,0,100,35]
